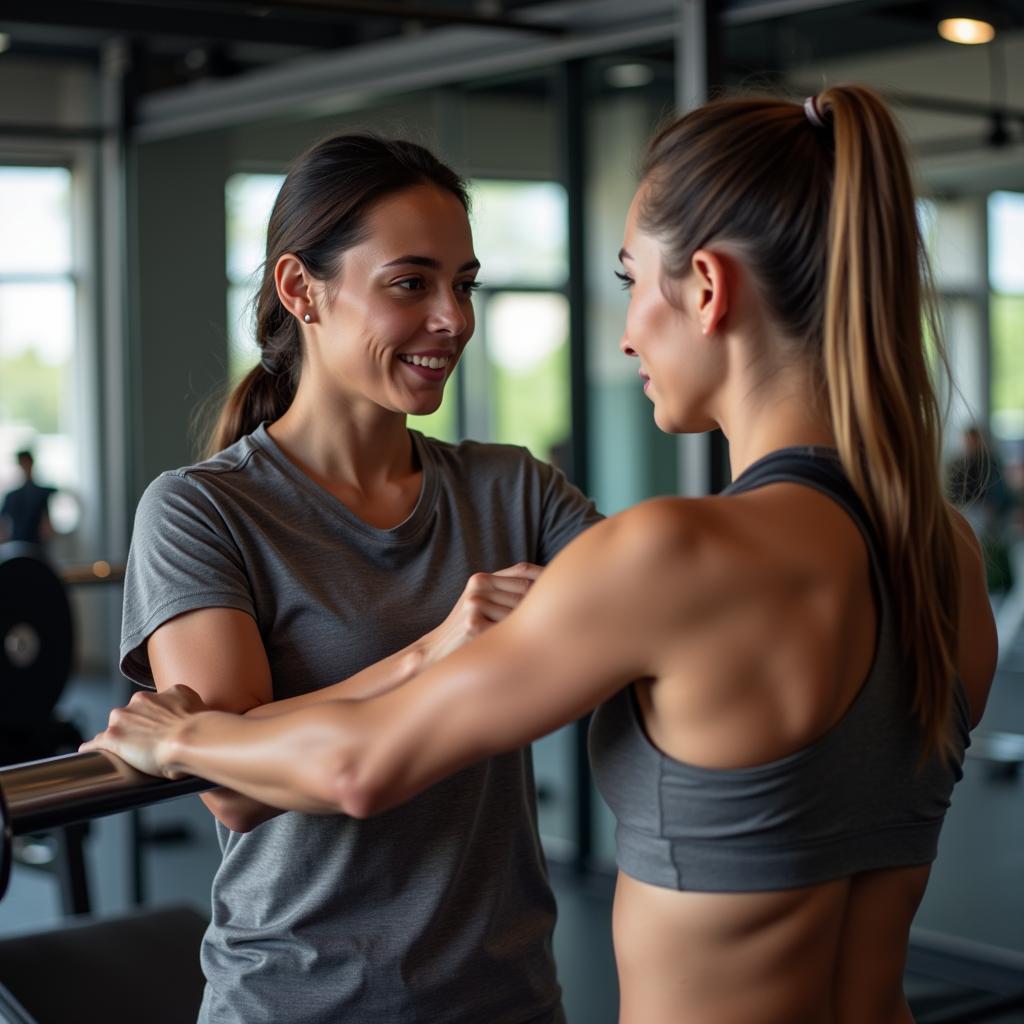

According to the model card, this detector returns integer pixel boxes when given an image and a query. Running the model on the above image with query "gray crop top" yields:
[588,446,972,893]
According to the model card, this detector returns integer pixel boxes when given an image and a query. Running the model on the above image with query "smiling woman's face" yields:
[305,183,479,418]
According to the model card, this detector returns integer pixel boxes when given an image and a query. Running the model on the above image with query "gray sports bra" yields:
[588,447,971,892]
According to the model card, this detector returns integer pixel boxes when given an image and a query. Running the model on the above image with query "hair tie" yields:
[804,95,827,128]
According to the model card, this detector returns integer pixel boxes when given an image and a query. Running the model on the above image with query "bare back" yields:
[606,475,995,1023]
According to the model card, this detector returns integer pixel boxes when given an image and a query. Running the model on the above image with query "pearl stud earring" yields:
[303,312,312,323]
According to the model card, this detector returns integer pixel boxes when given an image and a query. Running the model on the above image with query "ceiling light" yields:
[605,63,655,89]
[0,33,10,54]
[938,17,996,44]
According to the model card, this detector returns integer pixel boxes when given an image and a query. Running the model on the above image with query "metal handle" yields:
[0,751,214,900]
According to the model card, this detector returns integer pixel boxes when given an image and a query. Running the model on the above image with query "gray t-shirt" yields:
[120,424,600,1024]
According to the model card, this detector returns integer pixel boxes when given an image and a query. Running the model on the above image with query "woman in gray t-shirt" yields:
[114,134,599,1024]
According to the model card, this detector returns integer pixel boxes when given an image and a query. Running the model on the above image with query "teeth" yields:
[400,354,449,369]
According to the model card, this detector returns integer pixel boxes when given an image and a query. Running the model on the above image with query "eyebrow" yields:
[381,255,481,273]
[618,247,633,263]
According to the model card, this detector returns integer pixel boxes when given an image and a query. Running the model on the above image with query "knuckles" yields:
[465,573,489,593]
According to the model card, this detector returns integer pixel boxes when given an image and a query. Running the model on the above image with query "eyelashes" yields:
[394,278,482,294]
[615,270,634,290]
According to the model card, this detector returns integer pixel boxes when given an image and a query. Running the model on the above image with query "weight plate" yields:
[0,545,73,727]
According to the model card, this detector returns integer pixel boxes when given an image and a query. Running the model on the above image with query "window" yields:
[989,191,1024,447]
[225,172,286,384]
[0,165,79,526]
[464,179,570,463]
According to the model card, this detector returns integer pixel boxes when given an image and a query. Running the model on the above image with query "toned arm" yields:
[133,502,696,816]
[144,561,545,828]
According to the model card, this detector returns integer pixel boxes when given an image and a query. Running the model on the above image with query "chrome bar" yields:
[0,752,214,836]
[0,751,215,900]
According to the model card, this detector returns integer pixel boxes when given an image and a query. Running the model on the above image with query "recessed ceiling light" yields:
[605,63,655,89]
[938,17,996,44]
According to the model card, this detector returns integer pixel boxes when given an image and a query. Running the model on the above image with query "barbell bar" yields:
[0,751,214,901]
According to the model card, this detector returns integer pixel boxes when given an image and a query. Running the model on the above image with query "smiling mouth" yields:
[398,354,451,370]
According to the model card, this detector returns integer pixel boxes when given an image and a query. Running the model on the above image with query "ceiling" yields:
[0,0,563,96]
[1,0,1022,99]
[1,0,1022,173]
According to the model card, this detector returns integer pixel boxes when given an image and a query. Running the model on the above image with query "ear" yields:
[275,253,315,323]
[689,248,730,336]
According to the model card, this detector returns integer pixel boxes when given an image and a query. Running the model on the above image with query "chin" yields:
[653,405,716,436]
[405,393,446,417]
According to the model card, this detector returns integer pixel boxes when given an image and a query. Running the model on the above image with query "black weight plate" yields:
[0,545,73,727]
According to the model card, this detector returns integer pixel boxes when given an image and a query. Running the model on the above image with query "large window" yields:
[0,165,79,525]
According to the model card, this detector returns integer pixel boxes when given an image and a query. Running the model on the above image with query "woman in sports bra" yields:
[86,85,996,1023]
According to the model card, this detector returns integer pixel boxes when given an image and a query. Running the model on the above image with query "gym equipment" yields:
[1,545,202,912]
[0,751,214,901]
[0,545,73,730]
[0,545,127,737]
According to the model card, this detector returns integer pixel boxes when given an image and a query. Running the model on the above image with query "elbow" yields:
[336,786,378,820]
[321,752,386,819]
[307,704,395,818]
[220,812,261,834]
[200,792,271,834]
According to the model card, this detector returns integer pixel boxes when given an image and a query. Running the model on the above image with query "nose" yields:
[620,333,638,358]
[427,289,468,336]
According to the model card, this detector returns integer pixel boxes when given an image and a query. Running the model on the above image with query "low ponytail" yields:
[206,362,298,458]
[205,254,303,456]
[819,84,960,760]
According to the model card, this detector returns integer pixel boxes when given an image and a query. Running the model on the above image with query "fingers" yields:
[493,562,543,581]
[464,565,540,598]
[462,595,525,630]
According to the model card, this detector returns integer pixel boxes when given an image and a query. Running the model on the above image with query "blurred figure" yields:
[947,425,1015,592]
[0,450,55,547]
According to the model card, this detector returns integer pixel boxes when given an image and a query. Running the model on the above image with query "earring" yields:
[303,312,313,323]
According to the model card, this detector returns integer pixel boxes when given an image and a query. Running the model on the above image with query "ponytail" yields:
[819,85,960,760]
[640,85,961,761]
[206,362,298,458]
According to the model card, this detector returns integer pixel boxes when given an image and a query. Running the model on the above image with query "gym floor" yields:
[1,620,1022,1023]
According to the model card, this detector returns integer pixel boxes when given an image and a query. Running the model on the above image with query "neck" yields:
[267,380,415,491]
[716,356,834,479]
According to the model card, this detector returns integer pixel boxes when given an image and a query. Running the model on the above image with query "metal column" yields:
[676,0,729,495]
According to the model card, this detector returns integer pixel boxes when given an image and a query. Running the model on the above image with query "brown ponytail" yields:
[819,85,960,760]
[640,85,961,760]
[207,132,470,456]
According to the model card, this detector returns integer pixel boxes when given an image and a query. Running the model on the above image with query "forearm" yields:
[163,704,367,814]
[200,636,428,824]
[245,640,428,719]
